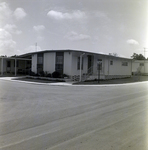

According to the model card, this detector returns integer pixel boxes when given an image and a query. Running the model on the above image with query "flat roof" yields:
[18,49,131,60]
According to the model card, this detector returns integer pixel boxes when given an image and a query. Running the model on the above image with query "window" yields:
[77,57,83,70]
[56,64,63,70]
[37,53,43,64]
[37,57,43,64]
[56,56,63,64]
[55,52,64,74]
[110,60,113,65]
[7,61,11,67]
[37,53,43,74]
[140,63,144,66]
[122,62,128,66]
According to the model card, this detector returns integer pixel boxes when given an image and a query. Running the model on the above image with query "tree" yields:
[0,55,7,57]
[11,55,18,57]
[131,53,146,60]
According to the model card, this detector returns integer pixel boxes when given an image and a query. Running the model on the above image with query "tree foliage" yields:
[0,55,7,57]
[11,55,18,57]
[131,53,146,60]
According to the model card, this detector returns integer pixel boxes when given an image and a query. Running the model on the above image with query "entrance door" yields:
[7,60,11,73]
[87,55,93,74]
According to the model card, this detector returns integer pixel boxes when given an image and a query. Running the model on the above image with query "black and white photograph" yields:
[0,0,148,150]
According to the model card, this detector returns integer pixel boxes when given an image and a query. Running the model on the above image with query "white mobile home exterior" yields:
[30,50,132,80]
[132,60,148,75]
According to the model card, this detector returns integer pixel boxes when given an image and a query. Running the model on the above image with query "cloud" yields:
[0,2,12,24]
[65,31,91,41]
[0,3,27,24]
[127,39,139,45]
[0,28,16,55]
[13,8,27,20]
[47,10,86,20]
[33,25,45,32]
[95,11,108,19]
[118,24,125,33]
[92,11,110,23]
[4,24,22,35]
[0,2,12,17]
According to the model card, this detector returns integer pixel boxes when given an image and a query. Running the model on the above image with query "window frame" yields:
[110,60,113,65]
[139,63,144,66]
[122,62,128,66]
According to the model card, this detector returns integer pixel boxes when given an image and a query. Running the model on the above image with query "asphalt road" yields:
[0,80,148,150]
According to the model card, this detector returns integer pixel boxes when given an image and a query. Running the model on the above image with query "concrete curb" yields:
[0,77,73,86]
[72,81,148,87]
[0,77,148,87]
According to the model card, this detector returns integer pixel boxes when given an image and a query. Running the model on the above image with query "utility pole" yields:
[35,42,37,52]
[143,47,148,59]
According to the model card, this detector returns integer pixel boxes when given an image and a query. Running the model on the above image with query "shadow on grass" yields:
[14,76,65,83]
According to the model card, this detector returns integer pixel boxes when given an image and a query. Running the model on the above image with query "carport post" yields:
[15,58,17,76]
[1,58,3,76]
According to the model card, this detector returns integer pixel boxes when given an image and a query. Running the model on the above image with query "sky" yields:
[0,0,148,58]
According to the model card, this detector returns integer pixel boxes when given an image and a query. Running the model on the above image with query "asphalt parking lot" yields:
[0,79,148,150]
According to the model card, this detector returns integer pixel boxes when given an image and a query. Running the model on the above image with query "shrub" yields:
[61,74,69,78]
[34,73,40,76]
[46,73,52,77]
[39,71,45,77]
[29,71,35,76]
[52,71,61,78]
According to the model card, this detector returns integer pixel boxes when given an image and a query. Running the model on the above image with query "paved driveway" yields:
[0,80,148,150]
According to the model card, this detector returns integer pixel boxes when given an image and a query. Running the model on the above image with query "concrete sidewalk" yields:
[0,76,74,86]
[75,76,148,85]
[0,76,148,86]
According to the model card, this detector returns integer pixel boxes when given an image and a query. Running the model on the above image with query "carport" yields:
[0,57,31,76]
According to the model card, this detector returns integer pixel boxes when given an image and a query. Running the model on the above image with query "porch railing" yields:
[82,66,104,81]
[81,66,93,81]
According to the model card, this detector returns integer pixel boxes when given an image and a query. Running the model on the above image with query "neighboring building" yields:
[0,56,31,76]
[19,49,132,81]
[132,60,148,75]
